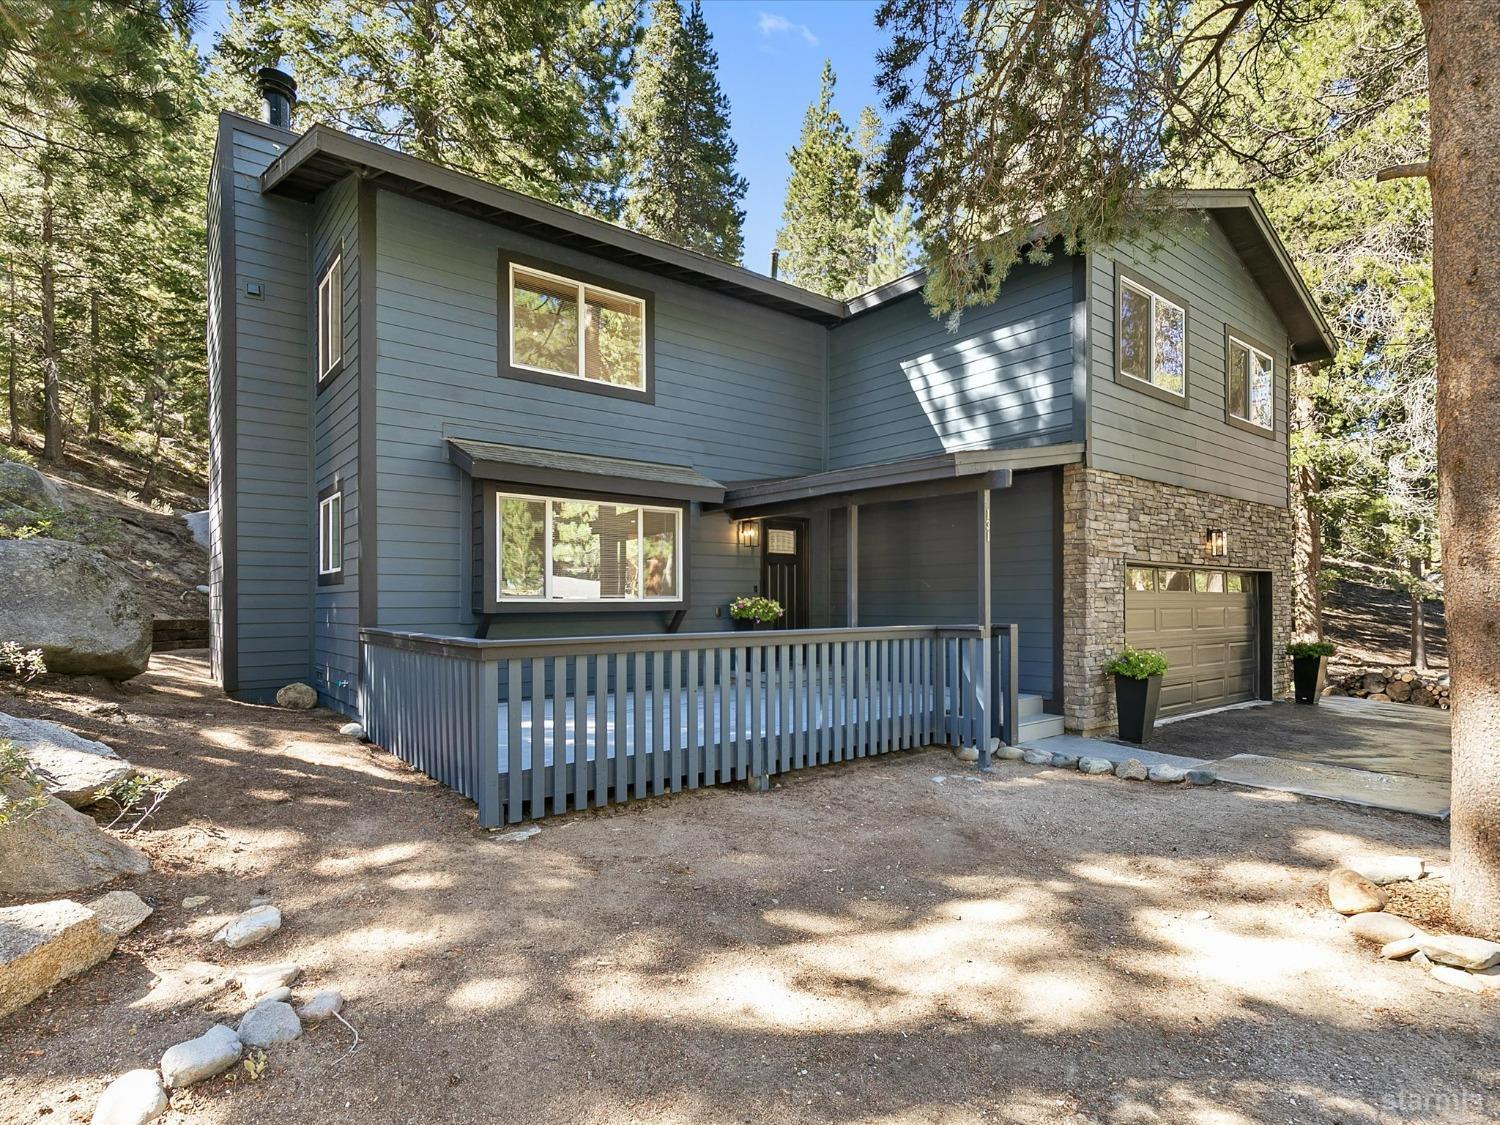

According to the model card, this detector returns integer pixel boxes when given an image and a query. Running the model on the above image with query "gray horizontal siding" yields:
[1088,217,1291,507]
[827,469,1056,698]
[826,257,1076,470]
[225,121,313,694]
[373,189,827,637]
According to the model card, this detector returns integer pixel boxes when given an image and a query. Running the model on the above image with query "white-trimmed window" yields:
[317,255,342,381]
[1227,334,1274,431]
[1118,276,1187,398]
[496,491,679,602]
[508,263,646,391]
[318,489,343,577]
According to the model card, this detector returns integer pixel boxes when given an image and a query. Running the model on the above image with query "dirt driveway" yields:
[1,654,1495,1124]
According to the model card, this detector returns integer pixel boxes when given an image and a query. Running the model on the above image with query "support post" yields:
[975,487,993,770]
[846,503,859,627]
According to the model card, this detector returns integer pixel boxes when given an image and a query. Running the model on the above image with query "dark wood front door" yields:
[760,519,808,629]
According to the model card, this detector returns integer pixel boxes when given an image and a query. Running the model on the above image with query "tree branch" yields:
[1375,161,1429,182]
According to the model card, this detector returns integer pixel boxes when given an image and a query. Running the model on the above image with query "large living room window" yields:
[508,263,647,394]
[1116,271,1187,402]
[1226,332,1275,433]
[496,491,679,602]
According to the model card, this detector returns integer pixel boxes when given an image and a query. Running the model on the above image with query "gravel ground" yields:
[1,653,1495,1124]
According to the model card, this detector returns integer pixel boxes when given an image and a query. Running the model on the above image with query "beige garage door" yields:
[1124,566,1259,718]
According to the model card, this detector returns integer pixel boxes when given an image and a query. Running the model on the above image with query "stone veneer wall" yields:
[1061,464,1294,733]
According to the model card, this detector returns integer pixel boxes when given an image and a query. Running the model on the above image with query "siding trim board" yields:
[211,119,239,692]
[357,179,378,633]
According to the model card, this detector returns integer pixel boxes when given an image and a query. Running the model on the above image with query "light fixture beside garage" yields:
[1203,528,1228,558]
[737,519,760,549]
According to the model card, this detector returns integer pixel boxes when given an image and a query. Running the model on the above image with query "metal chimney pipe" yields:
[256,66,297,129]
[770,249,780,280]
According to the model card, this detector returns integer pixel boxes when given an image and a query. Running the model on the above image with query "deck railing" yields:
[360,623,1020,827]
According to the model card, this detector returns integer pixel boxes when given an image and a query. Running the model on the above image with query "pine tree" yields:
[775,62,870,298]
[854,107,919,289]
[621,0,747,261]
[214,0,639,218]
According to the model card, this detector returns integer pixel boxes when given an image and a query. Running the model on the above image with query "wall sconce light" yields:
[737,520,760,549]
[1203,528,1228,558]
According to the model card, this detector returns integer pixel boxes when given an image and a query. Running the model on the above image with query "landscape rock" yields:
[159,1023,242,1089]
[1049,752,1080,769]
[237,999,302,1047]
[181,895,209,909]
[0,539,151,678]
[298,989,344,1022]
[276,682,317,710]
[1185,768,1218,785]
[952,745,979,763]
[338,722,365,739]
[1148,764,1187,783]
[1020,748,1053,766]
[0,775,149,897]
[1380,937,1423,960]
[237,962,302,1000]
[1328,867,1387,915]
[90,1068,166,1125]
[1429,964,1486,994]
[1078,757,1114,775]
[180,509,210,549]
[1345,855,1426,885]
[0,899,116,1020]
[0,459,66,517]
[993,744,1025,761]
[1415,933,1500,971]
[1114,758,1149,781]
[86,891,153,937]
[1469,966,1500,991]
[1346,911,1418,945]
[0,712,135,807]
[213,905,281,949]
[1411,950,1434,969]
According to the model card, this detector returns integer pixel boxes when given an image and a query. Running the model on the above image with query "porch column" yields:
[976,486,993,766]
[846,503,859,627]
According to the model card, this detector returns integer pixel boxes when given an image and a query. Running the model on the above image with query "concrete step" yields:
[1017,693,1046,718]
[1018,713,1065,741]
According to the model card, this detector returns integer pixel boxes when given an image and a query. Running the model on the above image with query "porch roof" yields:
[446,438,726,504]
[717,443,1083,518]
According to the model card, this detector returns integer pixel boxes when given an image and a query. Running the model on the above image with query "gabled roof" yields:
[249,115,1334,360]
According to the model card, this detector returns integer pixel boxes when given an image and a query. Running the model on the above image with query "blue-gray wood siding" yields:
[371,189,828,640]
[1088,216,1292,507]
[826,257,1076,470]
[827,469,1057,698]
[215,118,313,696]
[311,174,361,711]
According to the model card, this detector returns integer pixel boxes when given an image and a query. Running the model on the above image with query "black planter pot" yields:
[733,618,764,631]
[1114,674,1163,744]
[1292,654,1328,704]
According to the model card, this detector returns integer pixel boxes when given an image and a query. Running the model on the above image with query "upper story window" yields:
[497,491,679,603]
[318,486,343,582]
[508,263,647,394]
[316,255,343,383]
[1117,272,1187,401]
[1226,332,1275,433]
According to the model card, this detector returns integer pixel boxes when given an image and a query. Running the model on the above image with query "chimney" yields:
[256,66,297,129]
[770,249,780,280]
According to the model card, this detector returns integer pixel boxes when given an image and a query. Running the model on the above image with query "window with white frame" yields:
[508,263,646,391]
[1226,334,1274,431]
[318,489,343,577]
[496,492,679,601]
[317,255,342,381]
[1118,276,1187,398]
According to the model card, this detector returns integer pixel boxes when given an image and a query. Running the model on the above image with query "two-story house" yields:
[207,75,1334,825]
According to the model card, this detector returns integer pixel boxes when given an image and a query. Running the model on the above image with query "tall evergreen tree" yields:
[621,0,746,261]
[855,106,919,289]
[214,0,640,218]
[775,62,870,298]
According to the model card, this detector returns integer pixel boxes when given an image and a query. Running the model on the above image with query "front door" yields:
[760,519,808,629]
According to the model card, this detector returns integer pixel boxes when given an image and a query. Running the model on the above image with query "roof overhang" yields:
[259,121,844,326]
[715,444,1083,519]
[447,438,725,505]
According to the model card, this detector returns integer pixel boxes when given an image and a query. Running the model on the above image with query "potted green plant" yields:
[1288,640,1336,704]
[1104,645,1169,744]
[729,595,784,630]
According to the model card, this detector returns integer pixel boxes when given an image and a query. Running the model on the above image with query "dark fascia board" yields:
[446,438,725,505]
[260,121,845,326]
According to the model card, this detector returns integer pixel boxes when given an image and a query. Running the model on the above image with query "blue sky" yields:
[192,1,883,276]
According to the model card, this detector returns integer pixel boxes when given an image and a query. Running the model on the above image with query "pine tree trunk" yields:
[39,161,63,461]
[408,0,441,162]
[6,263,18,446]
[1421,0,1500,937]
[1292,385,1323,639]
[1409,556,1427,671]
[87,291,102,438]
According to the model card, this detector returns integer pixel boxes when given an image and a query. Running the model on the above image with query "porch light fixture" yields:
[1203,528,1228,558]
[737,520,760,549]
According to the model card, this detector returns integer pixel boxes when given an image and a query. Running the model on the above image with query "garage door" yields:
[1125,566,1259,717]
